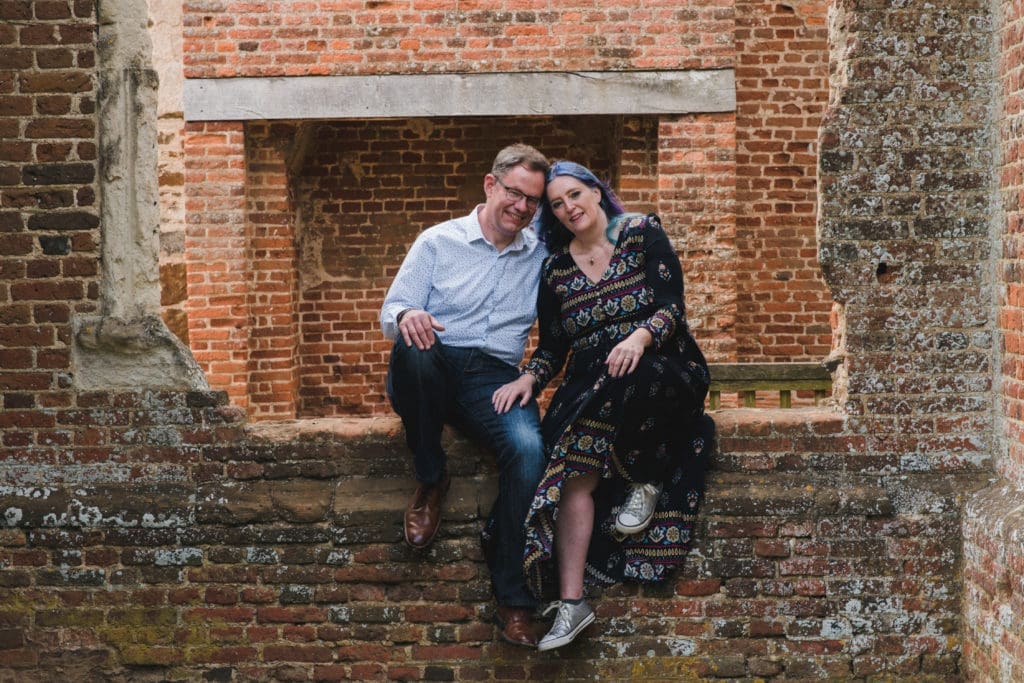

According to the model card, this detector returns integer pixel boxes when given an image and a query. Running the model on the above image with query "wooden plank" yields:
[708,362,831,382]
[703,362,833,409]
[710,379,833,392]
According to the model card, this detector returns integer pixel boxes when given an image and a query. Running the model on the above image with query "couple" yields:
[380,144,714,651]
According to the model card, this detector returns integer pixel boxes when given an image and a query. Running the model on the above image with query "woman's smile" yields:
[547,176,605,236]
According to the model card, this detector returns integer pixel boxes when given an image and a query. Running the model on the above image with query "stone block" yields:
[269,479,332,523]
[196,481,277,524]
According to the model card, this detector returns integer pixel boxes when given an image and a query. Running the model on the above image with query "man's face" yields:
[480,164,546,244]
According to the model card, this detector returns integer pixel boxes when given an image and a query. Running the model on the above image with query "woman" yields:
[492,161,714,651]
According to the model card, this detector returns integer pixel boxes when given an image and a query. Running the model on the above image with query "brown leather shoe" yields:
[403,474,450,549]
[495,606,538,647]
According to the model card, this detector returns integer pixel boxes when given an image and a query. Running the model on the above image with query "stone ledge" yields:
[239,408,868,475]
[0,409,990,532]
[243,408,847,444]
[0,471,989,532]
[245,416,404,443]
[710,407,846,436]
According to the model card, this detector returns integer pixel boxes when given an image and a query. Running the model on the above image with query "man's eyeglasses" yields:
[494,177,542,210]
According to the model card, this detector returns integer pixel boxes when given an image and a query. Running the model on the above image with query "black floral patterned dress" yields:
[521,213,714,598]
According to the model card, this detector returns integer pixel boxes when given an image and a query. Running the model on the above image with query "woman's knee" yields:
[563,471,599,496]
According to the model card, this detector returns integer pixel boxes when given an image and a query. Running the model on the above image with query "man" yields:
[380,143,549,647]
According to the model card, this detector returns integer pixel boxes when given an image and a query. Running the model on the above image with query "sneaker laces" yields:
[621,483,660,518]
[541,600,566,618]
[541,600,575,634]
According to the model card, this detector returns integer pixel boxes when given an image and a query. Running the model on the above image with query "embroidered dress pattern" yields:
[522,213,714,599]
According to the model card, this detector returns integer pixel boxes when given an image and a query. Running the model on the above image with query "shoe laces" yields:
[621,483,660,517]
[541,600,576,634]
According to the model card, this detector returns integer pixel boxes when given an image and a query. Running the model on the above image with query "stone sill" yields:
[232,407,989,524]
[243,407,846,444]
[234,407,892,525]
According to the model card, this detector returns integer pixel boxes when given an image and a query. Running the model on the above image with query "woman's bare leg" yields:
[555,472,600,599]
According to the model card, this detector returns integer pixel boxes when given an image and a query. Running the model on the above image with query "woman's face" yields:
[546,175,606,237]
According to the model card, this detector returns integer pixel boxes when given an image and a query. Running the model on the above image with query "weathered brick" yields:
[35,2,73,20]
[22,163,94,186]
[0,2,32,21]
[24,117,94,139]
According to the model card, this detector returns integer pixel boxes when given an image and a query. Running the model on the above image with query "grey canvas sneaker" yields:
[537,599,595,651]
[614,482,663,534]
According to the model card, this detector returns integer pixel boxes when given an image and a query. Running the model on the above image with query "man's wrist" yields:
[396,308,415,324]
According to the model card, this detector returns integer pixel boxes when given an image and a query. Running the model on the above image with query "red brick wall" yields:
[183,121,249,409]
[657,114,738,361]
[294,116,642,416]
[734,0,831,361]
[0,1,1013,679]
[246,123,301,420]
[176,0,751,415]
[997,0,1024,490]
[183,112,738,417]
[176,0,845,414]
[181,1,735,79]
[0,0,99,454]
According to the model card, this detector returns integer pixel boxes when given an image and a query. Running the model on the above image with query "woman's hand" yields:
[605,329,653,378]
[492,374,537,414]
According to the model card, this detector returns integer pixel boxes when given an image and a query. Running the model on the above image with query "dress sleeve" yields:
[638,214,687,350]
[521,262,570,392]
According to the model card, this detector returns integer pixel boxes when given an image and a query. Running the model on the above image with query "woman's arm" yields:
[637,214,686,350]
[492,265,570,413]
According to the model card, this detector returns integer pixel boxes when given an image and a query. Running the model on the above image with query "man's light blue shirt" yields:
[380,207,547,367]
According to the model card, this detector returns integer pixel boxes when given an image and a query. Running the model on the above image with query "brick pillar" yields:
[734,0,832,362]
[245,123,299,420]
[184,121,248,409]
[657,114,738,362]
[962,0,1024,679]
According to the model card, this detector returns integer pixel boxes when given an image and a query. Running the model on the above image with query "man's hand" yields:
[398,309,445,350]
[492,374,537,414]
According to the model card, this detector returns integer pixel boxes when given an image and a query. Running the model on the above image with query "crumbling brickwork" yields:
[0,409,986,679]
[819,0,995,471]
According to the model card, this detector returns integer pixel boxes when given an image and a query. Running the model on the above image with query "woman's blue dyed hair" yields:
[535,160,625,251]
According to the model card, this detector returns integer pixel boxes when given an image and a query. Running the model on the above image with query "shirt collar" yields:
[464,206,533,253]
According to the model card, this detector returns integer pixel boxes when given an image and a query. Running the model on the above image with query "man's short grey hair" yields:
[491,143,549,177]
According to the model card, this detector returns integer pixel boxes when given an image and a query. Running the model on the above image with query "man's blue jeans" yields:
[387,339,545,608]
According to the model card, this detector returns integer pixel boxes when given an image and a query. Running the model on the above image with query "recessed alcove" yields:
[182,71,737,419]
